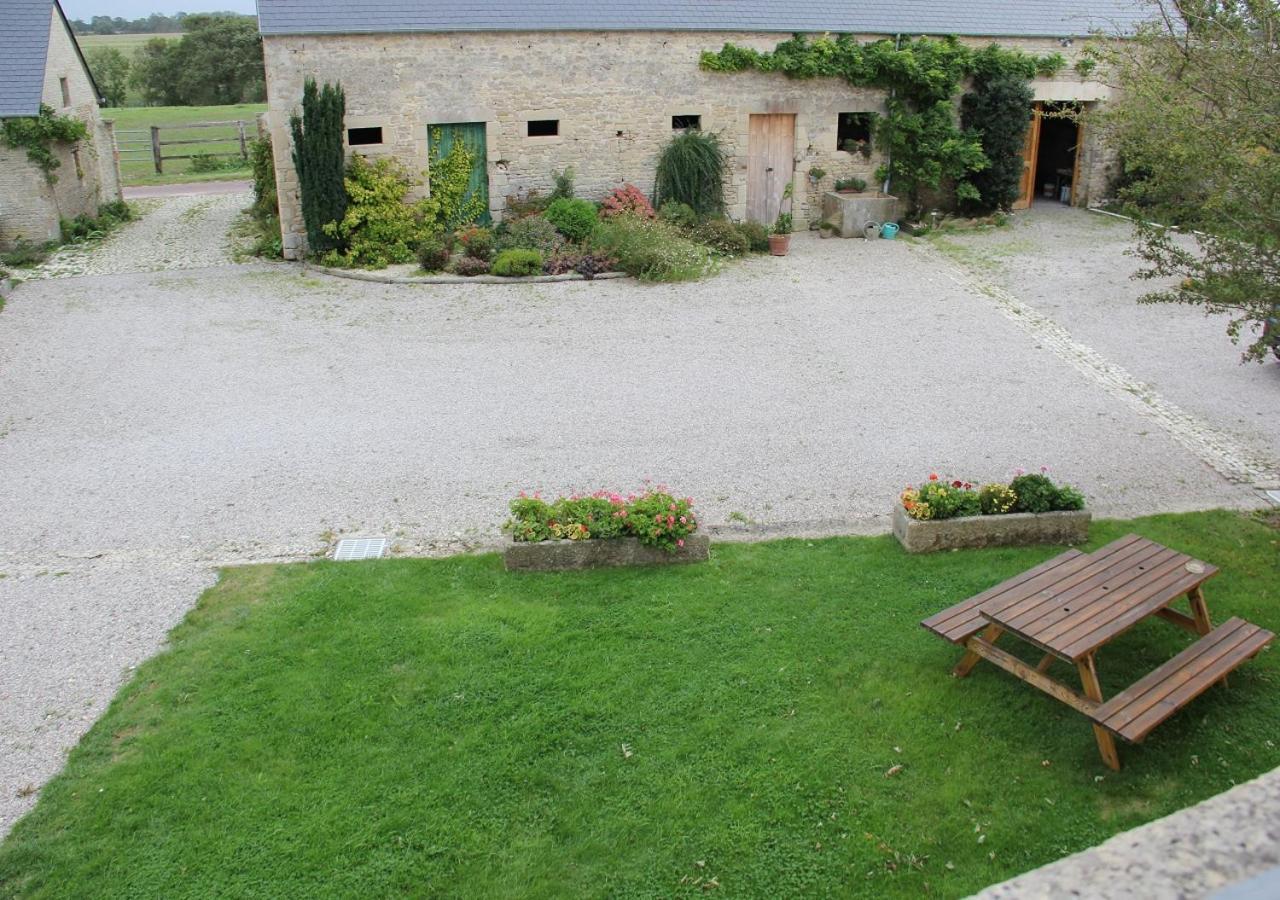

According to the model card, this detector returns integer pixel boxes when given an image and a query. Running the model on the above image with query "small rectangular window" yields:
[672,114,701,131]
[527,119,559,138]
[347,126,383,146]
[59,77,71,107]
[837,112,874,154]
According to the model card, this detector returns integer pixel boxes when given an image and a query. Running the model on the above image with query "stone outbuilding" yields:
[0,0,123,250]
[256,0,1146,258]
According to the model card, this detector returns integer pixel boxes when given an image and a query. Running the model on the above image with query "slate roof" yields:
[0,0,56,117]
[256,0,1149,39]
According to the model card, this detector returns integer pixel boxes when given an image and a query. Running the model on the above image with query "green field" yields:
[1,511,1277,898]
[105,104,267,186]
[77,32,182,54]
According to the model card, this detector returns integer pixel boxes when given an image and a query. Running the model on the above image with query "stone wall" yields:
[261,30,1114,257]
[0,8,123,249]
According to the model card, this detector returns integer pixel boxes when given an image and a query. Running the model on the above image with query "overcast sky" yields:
[61,0,256,19]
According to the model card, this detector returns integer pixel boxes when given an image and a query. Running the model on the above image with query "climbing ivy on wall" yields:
[700,35,1064,213]
[1,105,89,185]
[421,128,486,234]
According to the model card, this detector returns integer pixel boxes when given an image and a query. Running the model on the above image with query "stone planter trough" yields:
[892,503,1091,554]
[504,533,711,572]
[821,191,899,238]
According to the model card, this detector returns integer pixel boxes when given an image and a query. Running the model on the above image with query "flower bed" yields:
[894,469,1090,553]
[502,488,709,571]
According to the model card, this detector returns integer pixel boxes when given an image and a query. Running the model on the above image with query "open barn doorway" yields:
[1013,102,1084,209]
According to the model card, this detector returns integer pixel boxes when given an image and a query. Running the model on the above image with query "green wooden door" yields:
[429,122,490,226]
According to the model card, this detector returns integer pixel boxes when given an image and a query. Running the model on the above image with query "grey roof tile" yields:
[0,0,54,118]
[256,0,1150,38]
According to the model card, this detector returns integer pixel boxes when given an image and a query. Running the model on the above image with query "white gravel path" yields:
[0,203,1272,840]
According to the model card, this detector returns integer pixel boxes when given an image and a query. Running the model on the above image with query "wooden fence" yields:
[114,120,252,174]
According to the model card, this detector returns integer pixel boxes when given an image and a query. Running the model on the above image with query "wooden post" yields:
[953,624,1002,678]
[1077,653,1121,771]
[238,120,248,161]
[150,125,162,174]
[1187,586,1227,687]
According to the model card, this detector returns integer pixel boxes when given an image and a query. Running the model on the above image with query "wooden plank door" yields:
[1070,119,1086,207]
[747,114,796,225]
[429,122,491,225]
[1012,104,1042,210]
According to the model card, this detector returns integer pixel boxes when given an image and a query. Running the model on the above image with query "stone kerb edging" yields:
[301,260,630,285]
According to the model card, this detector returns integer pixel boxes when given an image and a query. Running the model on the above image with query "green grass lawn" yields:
[2,511,1276,898]
[103,104,266,186]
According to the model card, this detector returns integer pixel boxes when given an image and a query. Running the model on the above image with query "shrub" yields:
[494,215,565,255]
[961,70,1035,213]
[549,167,575,201]
[544,198,598,242]
[457,225,493,261]
[737,220,770,252]
[451,255,490,277]
[835,177,868,192]
[654,130,727,217]
[417,235,451,272]
[0,240,52,268]
[289,79,346,253]
[1009,473,1058,513]
[590,215,713,282]
[542,251,581,275]
[978,483,1017,515]
[1054,485,1086,511]
[59,202,133,244]
[249,136,278,220]
[910,480,981,520]
[320,155,424,268]
[691,218,750,256]
[575,252,614,280]
[492,248,544,277]
[658,201,700,229]
[599,184,655,219]
[504,488,698,552]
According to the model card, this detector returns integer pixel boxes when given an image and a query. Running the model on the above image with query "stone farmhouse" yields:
[0,0,123,250]
[257,1,1147,258]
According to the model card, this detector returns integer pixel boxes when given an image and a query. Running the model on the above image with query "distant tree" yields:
[1091,0,1280,361]
[173,14,265,105]
[290,79,347,253]
[85,47,131,107]
[128,37,183,106]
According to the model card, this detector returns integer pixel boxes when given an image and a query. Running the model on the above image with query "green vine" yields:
[1,104,89,184]
[700,35,1065,213]
[422,127,486,232]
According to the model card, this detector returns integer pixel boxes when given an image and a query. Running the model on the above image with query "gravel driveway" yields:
[0,200,1273,835]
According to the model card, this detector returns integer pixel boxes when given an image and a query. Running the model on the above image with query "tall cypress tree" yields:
[290,79,346,253]
[960,72,1034,213]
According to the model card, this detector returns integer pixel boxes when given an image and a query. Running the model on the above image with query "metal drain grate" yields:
[333,537,389,561]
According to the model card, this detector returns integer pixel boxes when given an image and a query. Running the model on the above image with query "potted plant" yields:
[769,212,793,255]
[808,166,827,185]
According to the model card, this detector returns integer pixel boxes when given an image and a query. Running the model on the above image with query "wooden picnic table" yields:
[922,534,1273,770]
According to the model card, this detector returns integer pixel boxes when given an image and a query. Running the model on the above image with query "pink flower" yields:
[677,539,684,548]
[620,509,628,518]
[654,514,662,523]
[668,515,675,525]
[669,503,676,511]
[685,497,693,504]
[1014,467,1025,476]
[679,516,687,524]
[1040,465,1050,474]
[518,490,527,498]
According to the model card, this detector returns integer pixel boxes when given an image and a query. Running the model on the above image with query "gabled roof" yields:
[256,0,1149,39]
[0,1,99,118]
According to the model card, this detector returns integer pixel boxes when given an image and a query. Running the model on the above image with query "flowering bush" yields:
[451,255,491,277]
[599,184,656,219]
[457,225,493,261]
[504,488,698,552]
[902,469,1085,520]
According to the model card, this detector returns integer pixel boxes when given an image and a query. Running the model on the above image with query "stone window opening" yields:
[672,114,701,131]
[527,119,559,138]
[59,77,71,107]
[837,112,874,155]
[347,126,383,146]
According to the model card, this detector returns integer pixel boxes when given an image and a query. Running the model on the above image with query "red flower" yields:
[928,473,939,482]
[952,480,962,488]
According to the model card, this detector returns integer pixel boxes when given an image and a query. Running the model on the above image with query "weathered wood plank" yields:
[1077,653,1122,771]
[961,635,1099,716]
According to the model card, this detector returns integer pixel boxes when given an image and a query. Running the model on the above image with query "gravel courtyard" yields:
[0,195,1275,834]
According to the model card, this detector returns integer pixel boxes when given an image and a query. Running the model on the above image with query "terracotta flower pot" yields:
[768,234,791,256]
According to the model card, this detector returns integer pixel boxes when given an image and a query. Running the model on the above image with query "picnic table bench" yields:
[921,534,1273,770]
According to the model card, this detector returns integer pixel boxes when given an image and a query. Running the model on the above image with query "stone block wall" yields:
[262,30,1114,256]
[0,8,123,249]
